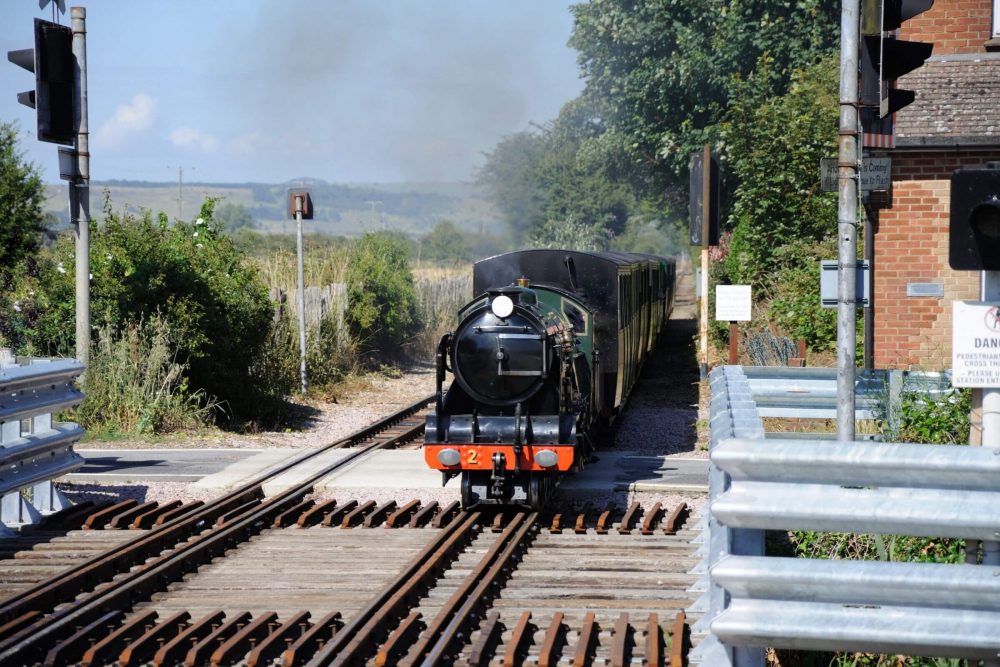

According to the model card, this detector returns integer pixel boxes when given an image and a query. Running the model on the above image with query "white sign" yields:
[716,285,752,322]
[952,301,1000,388]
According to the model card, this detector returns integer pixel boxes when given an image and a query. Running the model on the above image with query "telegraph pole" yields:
[836,0,860,441]
[71,6,90,367]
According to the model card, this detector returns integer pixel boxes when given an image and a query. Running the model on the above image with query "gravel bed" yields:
[86,365,436,451]
[57,481,226,505]
[611,260,706,458]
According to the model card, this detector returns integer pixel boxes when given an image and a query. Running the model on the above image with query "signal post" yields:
[7,4,90,365]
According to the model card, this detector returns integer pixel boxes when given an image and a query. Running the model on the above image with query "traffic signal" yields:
[860,0,934,118]
[7,18,75,145]
[950,163,1000,271]
[689,150,720,247]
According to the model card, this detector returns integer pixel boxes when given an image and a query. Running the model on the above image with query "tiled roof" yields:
[894,55,1000,148]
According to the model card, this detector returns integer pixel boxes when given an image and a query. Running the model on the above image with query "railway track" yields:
[0,396,701,666]
[0,395,435,666]
[0,500,698,666]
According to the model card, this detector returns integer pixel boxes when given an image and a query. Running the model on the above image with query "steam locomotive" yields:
[424,249,676,509]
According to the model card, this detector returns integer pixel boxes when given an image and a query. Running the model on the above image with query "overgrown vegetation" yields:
[76,318,215,435]
[344,232,421,360]
[712,54,841,351]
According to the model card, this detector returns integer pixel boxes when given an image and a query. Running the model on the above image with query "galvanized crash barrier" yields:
[689,365,1000,665]
[0,352,85,532]
[742,365,951,424]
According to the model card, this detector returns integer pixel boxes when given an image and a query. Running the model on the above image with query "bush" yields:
[766,237,839,352]
[9,196,275,424]
[77,317,214,435]
[345,232,421,360]
[895,388,971,445]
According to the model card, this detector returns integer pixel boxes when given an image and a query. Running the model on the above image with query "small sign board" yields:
[715,285,752,322]
[819,260,870,308]
[287,190,313,220]
[820,157,892,193]
[952,301,1000,388]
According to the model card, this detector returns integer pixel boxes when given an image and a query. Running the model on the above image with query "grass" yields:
[75,317,217,436]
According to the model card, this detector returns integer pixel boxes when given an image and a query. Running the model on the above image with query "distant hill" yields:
[42,179,504,237]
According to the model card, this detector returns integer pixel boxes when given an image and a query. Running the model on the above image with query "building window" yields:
[995,0,1000,36]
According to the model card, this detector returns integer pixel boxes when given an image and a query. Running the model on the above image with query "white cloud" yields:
[93,93,156,150]
[228,131,262,156]
[169,127,220,154]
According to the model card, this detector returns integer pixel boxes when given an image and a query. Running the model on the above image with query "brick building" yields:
[872,0,1000,369]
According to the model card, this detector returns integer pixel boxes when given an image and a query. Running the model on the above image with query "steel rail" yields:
[413,512,538,667]
[308,510,481,667]
[0,393,432,629]
[0,398,433,665]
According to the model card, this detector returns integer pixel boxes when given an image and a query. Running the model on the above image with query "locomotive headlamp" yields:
[535,449,558,468]
[437,448,461,466]
[491,295,514,319]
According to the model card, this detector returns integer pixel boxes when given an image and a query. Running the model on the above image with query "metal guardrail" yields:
[0,354,85,532]
[690,365,1000,664]
[742,366,952,421]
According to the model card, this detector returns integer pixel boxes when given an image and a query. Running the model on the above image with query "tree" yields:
[568,0,838,192]
[345,232,421,358]
[477,98,636,249]
[477,130,547,240]
[0,122,45,270]
[10,196,276,423]
[421,219,472,262]
[721,53,840,283]
[214,201,256,233]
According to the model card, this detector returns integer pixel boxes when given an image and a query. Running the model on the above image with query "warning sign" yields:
[952,301,1000,387]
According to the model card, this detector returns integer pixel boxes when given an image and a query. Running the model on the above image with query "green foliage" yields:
[345,232,421,359]
[9,196,274,424]
[609,214,681,255]
[305,312,356,392]
[568,0,838,189]
[214,201,256,233]
[721,53,840,282]
[478,98,636,247]
[0,122,45,272]
[420,219,472,262]
[477,130,547,239]
[76,317,215,435]
[705,54,841,353]
[895,388,971,445]
[790,530,966,565]
[764,237,839,352]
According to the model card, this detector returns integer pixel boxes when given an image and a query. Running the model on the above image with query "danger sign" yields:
[952,301,1000,387]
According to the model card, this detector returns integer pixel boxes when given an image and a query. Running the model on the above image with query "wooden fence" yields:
[269,283,347,330]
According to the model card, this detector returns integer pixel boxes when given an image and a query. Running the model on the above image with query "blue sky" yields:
[1,1,584,184]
